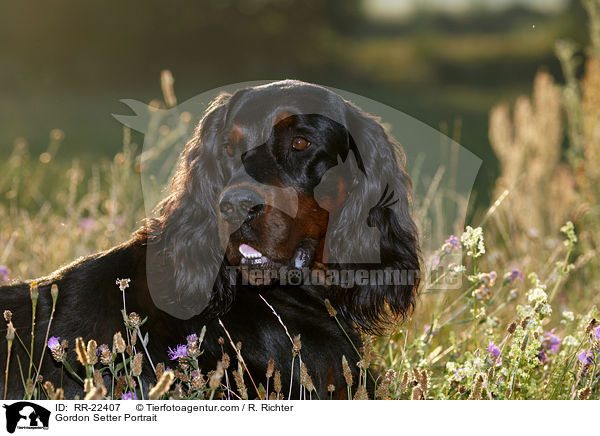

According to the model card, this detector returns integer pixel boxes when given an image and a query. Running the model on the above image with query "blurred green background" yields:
[0,0,587,206]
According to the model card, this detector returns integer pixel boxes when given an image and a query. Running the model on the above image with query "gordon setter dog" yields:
[0,80,420,400]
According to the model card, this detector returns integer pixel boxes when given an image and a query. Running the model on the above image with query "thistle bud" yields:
[50,284,59,303]
[98,344,114,365]
[128,312,141,328]
[29,282,39,303]
[6,323,15,342]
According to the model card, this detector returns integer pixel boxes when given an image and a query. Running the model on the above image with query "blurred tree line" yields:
[0,0,589,206]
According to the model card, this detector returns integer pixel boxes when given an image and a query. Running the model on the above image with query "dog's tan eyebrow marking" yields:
[228,124,244,144]
[273,111,295,126]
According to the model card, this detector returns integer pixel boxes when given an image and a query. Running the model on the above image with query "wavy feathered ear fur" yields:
[326,106,421,333]
[145,92,236,320]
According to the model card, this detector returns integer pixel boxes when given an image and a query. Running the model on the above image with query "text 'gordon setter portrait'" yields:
[0,80,420,400]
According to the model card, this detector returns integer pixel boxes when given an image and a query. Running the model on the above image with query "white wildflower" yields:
[116,278,131,292]
[562,311,574,322]
[460,226,485,258]
[528,287,548,304]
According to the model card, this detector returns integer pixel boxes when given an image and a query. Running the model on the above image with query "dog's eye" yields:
[291,137,310,151]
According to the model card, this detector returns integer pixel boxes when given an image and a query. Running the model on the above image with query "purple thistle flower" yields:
[509,269,524,281]
[543,329,561,354]
[167,344,188,360]
[186,333,198,344]
[445,235,460,249]
[424,325,437,337]
[115,215,126,228]
[579,350,594,365]
[79,217,97,231]
[120,392,137,400]
[537,349,548,364]
[488,341,501,358]
[47,336,60,350]
[0,266,9,282]
[504,268,525,283]
[97,344,108,356]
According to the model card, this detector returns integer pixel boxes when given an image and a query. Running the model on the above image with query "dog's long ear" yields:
[326,106,420,332]
[146,92,234,320]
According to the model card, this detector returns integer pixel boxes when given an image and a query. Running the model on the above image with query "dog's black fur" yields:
[0,80,420,400]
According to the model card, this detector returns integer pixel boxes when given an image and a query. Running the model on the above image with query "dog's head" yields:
[218,113,365,274]
[146,80,420,330]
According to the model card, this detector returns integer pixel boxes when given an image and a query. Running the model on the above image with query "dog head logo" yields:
[3,402,50,433]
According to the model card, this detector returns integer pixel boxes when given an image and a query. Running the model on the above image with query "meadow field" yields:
[2,1,600,400]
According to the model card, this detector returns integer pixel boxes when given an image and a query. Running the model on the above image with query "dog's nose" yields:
[219,188,265,223]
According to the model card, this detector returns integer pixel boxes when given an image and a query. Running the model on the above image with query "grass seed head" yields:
[300,362,314,392]
[115,376,124,399]
[86,340,98,365]
[113,331,126,354]
[266,358,274,378]
[324,299,338,317]
[155,362,164,380]
[411,386,423,400]
[190,370,205,391]
[468,374,484,400]
[585,318,599,334]
[354,385,368,400]
[44,381,56,398]
[342,355,353,387]
[399,370,410,393]
[149,370,175,400]
[75,337,89,366]
[274,370,282,394]
[132,353,143,377]
[419,369,430,395]
[221,353,230,370]
[209,361,224,390]
[232,370,248,400]
[292,334,302,356]
[578,386,591,400]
